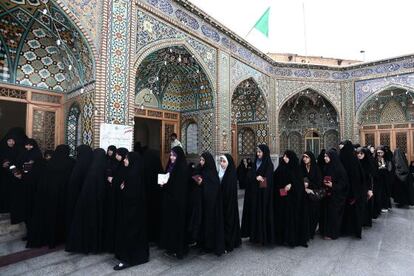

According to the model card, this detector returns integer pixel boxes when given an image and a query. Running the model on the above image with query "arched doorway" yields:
[135,46,214,165]
[0,0,95,151]
[358,87,414,161]
[231,78,268,163]
[278,89,340,156]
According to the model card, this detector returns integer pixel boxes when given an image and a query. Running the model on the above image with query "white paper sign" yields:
[157,173,170,185]
[100,123,134,151]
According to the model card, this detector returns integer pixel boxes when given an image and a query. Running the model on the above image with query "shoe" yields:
[381,209,388,213]
[113,263,129,271]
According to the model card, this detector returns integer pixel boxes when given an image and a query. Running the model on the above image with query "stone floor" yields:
[1,195,414,276]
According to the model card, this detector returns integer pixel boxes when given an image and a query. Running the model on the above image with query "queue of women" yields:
[1,127,414,271]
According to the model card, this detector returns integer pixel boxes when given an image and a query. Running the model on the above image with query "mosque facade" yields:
[1,0,414,164]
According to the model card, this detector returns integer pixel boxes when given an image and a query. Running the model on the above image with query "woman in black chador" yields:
[197,151,225,256]
[112,152,148,270]
[237,158,249,189]
[392,148,414,207]
[187,162,203,246]
[12,138,42,238]
[373,146,393,217]
[274,150,307,247]
[219,154,241,252]
[103,147,128,252]
[27,144,75,248]
[159,146,189,258]
[0,134,22,214]
[319,149,348,240]
[340,140,366,239]
[317,149,326,173]
[241,144,275,245]
[66,148,107,253]
[300,151,322,239]
[65,145,93,240]
[356,147,376,227]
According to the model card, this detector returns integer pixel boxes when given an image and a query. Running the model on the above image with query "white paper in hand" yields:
[158,173,170,185]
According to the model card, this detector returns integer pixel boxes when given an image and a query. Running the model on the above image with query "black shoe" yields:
[113,263,129,271]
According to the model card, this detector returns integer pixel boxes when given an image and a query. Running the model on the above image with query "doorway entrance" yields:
[0,100,26,135]
[134,107,180,166]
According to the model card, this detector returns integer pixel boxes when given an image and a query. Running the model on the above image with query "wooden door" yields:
[26,104,61,152]
[161,120,179,167]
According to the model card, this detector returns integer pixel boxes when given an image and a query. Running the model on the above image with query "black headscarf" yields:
[255,144,272,176]
[17,138,42,165]
[340,140,364,199]
[116,148,128,161]
[393,148,409,182]
[301,151,321,189]
[107,145,117,158]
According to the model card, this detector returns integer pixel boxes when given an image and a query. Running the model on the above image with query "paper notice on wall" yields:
[100,123,134,151]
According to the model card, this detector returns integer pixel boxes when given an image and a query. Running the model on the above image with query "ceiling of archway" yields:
[359,88,414,125]
[135,46,213,112]
[279,89,339,134]
[231,78,267,123]
[0,0,95,93]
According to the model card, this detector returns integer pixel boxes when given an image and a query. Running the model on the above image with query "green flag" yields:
[253,7,270,37]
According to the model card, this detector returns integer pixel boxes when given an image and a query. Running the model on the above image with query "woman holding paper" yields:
[273,150,308,247]
[159,146,189,259]
[319,149,348,240]
[197,151,225,256]
[241,144,275,246]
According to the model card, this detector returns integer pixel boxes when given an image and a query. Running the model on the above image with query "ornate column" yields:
[341,80,356,141]
[216,50,231,155]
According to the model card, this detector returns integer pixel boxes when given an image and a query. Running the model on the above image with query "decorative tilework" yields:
[0,39,10,81]
[217,51,230,153]
[277,80,342,115]
[181,109,215,154]
[66,103,81,156]
[342,81,354,140]
[232,78,267,123]
[59,0,103,51]
[0,2,95,93]
[136,10,216,81]
[105,0,131,124]
[355,73,414,111]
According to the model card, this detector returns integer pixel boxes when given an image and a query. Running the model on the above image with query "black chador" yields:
[319,149,348,240]
[103,147,127,252]
[219,154,241,252]
[159,146,189,258]
[241,144,275,245]
[237,159,249,189]
[13,139,42,232]
[65,145,93,240]
[142,148,163,244]
[113,152,149,270]
[186,162,203,246]
[356,147,376,227]
[274,150,308,247]
[27,145,75,248]
[198,151,225,256]
[300,151,322,239]
[0,133,22,214]
[373,146,392,217]
[392,148,414,207]
[340,140,366,239]
[66,148,107,253]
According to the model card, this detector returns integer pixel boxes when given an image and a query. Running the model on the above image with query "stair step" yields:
[0,213,26,243]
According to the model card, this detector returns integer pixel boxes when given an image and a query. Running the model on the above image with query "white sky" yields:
[188,0,414,62]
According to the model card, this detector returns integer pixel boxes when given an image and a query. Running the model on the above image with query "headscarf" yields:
[107,145,117,158]
[218,155,228,182]
[115,148,128,161]
[167,150,177,173]
[166,146,187,176]
[255,144,271,176]
[201,151,217,172]
[393,148,409,182]
[17,138,42,166]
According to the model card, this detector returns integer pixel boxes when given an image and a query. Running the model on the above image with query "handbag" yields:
[259,177,267,188]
